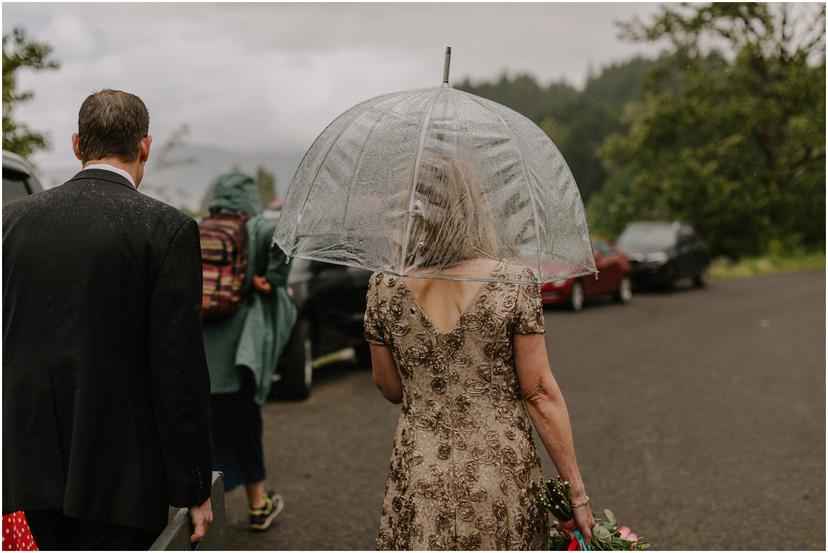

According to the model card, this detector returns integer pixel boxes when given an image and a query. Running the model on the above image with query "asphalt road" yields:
[223,270,825,550]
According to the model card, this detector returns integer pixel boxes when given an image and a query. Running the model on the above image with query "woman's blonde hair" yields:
[398,154,499,271]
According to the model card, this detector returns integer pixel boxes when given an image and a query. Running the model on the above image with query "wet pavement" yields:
[223,271,825,550]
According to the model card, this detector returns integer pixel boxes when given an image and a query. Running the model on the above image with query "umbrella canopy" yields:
[273,60,596,284]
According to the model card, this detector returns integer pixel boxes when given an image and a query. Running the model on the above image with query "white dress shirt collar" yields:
[85,163,136,188]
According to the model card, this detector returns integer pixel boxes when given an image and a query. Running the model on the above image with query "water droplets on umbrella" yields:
[273,47,596,284]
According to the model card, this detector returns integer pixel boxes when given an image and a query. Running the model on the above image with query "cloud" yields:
[3,3,665,171]
[40,13,98,60]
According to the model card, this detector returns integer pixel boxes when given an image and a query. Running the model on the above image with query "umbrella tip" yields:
[442,46,452,87]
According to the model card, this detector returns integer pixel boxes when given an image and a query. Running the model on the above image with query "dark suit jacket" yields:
[3,168,212,533]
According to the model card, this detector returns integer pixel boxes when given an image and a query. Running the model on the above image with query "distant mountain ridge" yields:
[36,143,306,213]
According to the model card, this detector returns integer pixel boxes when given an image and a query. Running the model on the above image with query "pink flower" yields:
[618,526,639,543]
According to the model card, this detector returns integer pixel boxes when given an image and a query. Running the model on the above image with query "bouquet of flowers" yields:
[538,477,649,551]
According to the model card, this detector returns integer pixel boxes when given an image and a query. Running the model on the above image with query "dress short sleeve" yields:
[364,273,387,346]
[514,271,545,335]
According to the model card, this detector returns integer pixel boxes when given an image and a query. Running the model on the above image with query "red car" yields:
[540,237,632,311]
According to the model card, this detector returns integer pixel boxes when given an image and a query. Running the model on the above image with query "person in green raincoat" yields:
[201,172,297,531]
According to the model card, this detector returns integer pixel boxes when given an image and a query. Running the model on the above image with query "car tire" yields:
[275,318,313,400]
[569,281,585,311]
[661,275,675,291]
[693,267,708,288]
[614,275,633,304]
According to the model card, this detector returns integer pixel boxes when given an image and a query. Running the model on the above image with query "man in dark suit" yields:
[3,89,213,549]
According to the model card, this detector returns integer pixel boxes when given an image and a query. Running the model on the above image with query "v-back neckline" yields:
[397,264,500,335]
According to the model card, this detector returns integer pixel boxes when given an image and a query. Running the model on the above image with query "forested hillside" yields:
[457,56,656,203]
[459,3,825,258]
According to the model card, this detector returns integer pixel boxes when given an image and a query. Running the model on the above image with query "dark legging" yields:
[210,372,266,491]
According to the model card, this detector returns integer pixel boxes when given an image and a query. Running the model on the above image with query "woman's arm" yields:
[363,274,401,404]
[262,219,290,289]
[252,246,288,295]
[370,344,402,404]
[514,332,594,543]
[249,219,289,295]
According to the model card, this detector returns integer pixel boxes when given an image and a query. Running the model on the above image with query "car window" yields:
[286,257,311,285]
[617,224,677,250]
[3,169,31,205]
[592,240,612,256]
[677,226,696,244]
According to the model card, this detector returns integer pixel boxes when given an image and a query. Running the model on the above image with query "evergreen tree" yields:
[592,2,826,257]
[3,27,60,157]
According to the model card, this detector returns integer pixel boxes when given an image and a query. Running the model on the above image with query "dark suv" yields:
[3,150,43,205]
[264,204,373,400]
[273,258,372,399]
[615,221,710,290]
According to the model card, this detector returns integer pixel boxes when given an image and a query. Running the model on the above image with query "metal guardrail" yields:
[150,472,225,551]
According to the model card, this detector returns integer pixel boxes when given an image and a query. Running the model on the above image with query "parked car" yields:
[274,257,372,399]
[540,236,632,311]
[615,221,710,290]
[264,203,373,400]
[3,150,42,205]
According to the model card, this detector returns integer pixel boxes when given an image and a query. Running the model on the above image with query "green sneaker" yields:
[248,490,284,531]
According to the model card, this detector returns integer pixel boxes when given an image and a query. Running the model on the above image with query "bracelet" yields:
[571,496,590,509]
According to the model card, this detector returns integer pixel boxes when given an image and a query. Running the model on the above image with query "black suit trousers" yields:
[26,511,158,551]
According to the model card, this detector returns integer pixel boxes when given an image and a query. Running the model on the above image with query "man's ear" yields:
[139,135,152,163]
[72,134,83,162]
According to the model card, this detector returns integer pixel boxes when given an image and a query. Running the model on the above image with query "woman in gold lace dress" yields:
[364,156,594,550]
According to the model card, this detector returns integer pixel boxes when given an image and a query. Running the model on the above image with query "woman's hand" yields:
[252,275,273,295]
[572,500,595,545]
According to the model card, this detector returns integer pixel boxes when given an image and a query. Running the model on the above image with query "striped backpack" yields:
[199,213,250,320]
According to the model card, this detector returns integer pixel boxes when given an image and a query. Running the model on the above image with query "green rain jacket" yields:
[202,172,297,404]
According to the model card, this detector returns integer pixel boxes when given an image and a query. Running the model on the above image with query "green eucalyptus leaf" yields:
[595,526,612,541]
[596,521,613,532]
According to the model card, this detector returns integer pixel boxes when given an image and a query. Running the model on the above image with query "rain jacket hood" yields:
[209,172,263,217]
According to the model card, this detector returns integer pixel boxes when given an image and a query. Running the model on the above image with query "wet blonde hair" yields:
[398,154,499,271]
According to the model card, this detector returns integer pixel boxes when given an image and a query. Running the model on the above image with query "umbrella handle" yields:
[442,46,452,86]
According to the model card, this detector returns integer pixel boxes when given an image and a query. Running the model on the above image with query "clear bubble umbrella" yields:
[273,48,596,284]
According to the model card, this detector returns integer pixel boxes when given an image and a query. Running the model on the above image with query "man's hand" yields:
[189,498,213,544]
[252,275,273,295]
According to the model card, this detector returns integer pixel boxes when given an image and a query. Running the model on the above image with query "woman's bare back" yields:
[400,258,500,334]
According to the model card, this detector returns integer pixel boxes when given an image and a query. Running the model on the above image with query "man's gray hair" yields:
[77,89,149,163]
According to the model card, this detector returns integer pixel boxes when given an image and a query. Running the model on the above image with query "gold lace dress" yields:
[364,263,549,550]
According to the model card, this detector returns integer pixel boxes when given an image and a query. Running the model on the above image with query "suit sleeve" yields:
[149,218,213,508]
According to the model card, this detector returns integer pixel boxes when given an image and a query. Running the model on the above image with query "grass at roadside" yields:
[709,251,825,281]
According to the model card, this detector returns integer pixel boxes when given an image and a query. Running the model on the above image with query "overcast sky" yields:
[4,2,666,171]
